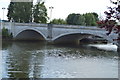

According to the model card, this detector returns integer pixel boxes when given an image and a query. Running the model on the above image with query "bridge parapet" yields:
[1,22,105,31]
[52,24,103,30]
[14,23,47,27]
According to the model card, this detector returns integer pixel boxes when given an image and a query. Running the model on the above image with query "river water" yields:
[1,41,118,78]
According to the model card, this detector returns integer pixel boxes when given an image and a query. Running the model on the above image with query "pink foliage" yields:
[97,0,120,40]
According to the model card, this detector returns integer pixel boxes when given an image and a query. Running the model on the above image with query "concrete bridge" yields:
[0,22,119,45]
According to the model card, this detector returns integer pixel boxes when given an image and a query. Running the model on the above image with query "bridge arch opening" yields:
[53,33,109,45]
[15,29,46,41]
[79,36,108,44]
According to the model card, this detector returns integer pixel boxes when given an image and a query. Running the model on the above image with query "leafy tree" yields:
[83,13,97,26]
[74,14,85,25]
[66,13,98,26]
[7,2,33,23]
[97,0,120,40]
[66,13,85,25]
[51,18,66,24]
[2,27,12,39]
[92,12,99,21]
[33,2,48,23]
[66,13,76,25]
[72,14,79,25]
[97,0,120,52]
[7,2,14,21]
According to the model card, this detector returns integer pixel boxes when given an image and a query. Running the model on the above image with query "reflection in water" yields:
[2,41,46,78]
[1,41,118,78]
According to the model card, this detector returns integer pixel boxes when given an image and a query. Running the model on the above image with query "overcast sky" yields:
[0,0,113,20]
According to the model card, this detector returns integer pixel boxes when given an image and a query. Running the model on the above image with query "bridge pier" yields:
[47,23,52,42]
[10,19,15,36]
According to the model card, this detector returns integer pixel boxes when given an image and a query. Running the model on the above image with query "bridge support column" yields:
[47,23,53,42]
[10,19,15,38]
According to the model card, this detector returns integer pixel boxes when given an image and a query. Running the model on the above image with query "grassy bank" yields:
[2,27,13,40]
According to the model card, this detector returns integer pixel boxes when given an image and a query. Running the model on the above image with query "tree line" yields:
[7,1,47,23]
[66,13,99,26]
[7,1,99,26]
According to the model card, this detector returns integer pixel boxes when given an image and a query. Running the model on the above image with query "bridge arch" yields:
[53,32,113,44]
[14,29,46,40]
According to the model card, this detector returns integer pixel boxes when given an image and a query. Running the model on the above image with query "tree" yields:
[97,0,120,52]
[66,13,98,26]
[66,13,76,25]
[66,13,85,25]
[7,2,14,21]
[51,18,66,24]
[92,12,99,21]
[83,13,97,26]
[78,14,86,25]
[73,14,85,25]
[97,0,120,40]
[7,2,33,23]
[33,2,48,23]
[2,27,13,39]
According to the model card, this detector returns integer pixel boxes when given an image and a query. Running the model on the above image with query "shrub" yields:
[2,27,13,39]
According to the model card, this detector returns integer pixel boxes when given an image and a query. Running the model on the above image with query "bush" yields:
[2,27,13,39]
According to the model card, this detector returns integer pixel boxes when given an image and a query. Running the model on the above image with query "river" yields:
[0,41,118,78]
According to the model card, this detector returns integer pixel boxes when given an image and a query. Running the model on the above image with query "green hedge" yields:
[2,27,13,39]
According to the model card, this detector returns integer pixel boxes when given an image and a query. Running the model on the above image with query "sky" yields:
[0,0,113,20]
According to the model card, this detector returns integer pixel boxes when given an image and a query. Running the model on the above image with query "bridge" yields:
[0,21,119,46]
